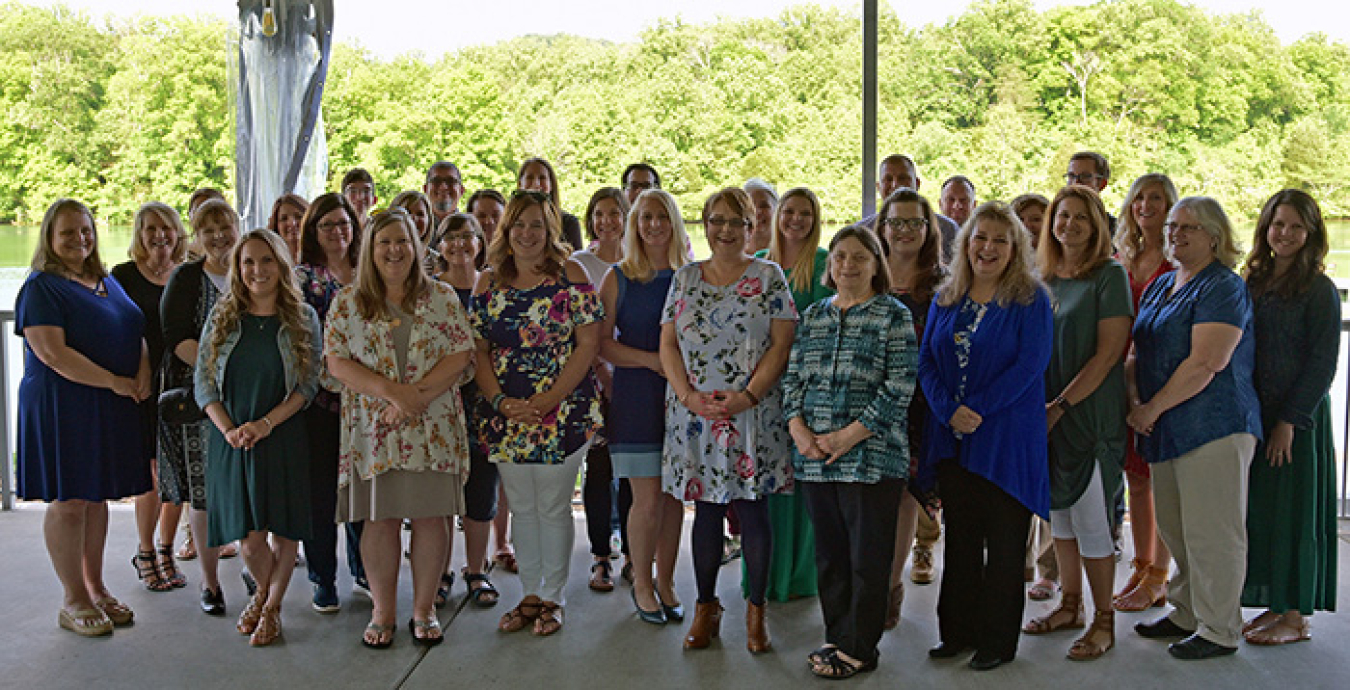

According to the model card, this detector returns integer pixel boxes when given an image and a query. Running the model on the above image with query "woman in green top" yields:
[757,186,832,601]
[1021,186,1133,660]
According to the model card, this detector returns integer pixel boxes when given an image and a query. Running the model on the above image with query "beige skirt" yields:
[336,468,464,522]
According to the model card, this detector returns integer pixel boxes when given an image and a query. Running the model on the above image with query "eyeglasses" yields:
[511,190,551,203]
[1064,172,1101,185]
[882,216,928,231]
[442,230,477,243]
[317,219,352,233]
[706,216,751,228]
[1163,222,1206,235]
[427,176,461,188]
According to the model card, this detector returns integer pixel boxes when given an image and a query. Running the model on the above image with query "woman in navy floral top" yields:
[783,225,917,679]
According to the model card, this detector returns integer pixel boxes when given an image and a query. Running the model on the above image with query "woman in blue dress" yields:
[598,188,692,624]
[17,198,153,636]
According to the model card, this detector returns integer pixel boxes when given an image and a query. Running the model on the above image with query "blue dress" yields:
[608,267,673,478]
[16,271,150,501]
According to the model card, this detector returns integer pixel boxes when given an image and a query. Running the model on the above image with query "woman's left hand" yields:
[816,424,868,465]
[1265,421,1295,467]
[1126,401,1160,436]
[709,390,755,419]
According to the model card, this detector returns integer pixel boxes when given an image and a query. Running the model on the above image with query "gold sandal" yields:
[1113,565,1168,611]
[1023,592,1084,634]
[237,593,267,635]
[94,597,134,626]
[1067,610,1114,660]
[250,605,281,646]
[532,601,563,636]
[58,607,113,637]
[498,595,541,633]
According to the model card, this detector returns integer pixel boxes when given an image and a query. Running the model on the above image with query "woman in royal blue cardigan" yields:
[918,201,1052,672]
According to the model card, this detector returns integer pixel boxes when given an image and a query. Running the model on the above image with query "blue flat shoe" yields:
[631,588,666,625]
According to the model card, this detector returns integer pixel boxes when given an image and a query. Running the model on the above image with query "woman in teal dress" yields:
[756,186,832,602]
[195,229,322,646]
[1240,189,1340,645]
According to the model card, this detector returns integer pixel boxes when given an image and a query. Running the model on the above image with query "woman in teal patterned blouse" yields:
[783,225,917,679]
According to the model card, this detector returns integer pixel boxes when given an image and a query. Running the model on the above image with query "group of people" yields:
[14,150,1339,679]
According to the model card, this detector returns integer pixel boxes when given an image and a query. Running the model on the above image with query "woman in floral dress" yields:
[661,187,797,654]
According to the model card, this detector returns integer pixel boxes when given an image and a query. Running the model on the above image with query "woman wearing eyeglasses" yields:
[664,187,797,652]
[1127,197,1261,660]
[755,186,831,604]
[876,188,946,629]
[295,193,365,612]
[472,191,603,637]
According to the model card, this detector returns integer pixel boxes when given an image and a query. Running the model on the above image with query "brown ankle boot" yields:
[684,599,723,649]
[746,601,772,653]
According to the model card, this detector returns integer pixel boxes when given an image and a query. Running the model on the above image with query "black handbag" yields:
[158,386,205,425]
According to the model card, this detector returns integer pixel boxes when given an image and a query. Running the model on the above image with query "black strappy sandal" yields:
[463,571,500,607]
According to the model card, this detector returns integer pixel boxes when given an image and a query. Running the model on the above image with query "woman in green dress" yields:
[1021,186,1133,660]
[756,186,832,601]
[1240,189,1340,645]
[195,229,322,646]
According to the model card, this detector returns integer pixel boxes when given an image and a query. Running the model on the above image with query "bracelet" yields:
[743,388,760,406]
[491,393,506,412]
[261,416,274,431]
[678,391,691,407]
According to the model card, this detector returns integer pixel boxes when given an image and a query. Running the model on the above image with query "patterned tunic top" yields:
[661,259,797,503]
[471,275,604,464]
[782,293,917,483]
[324,281,475,487]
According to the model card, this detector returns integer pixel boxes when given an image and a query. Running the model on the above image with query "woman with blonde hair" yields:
[195,229,321,646]
[115,202,190,593]
[598,188,692,623]
[267,194,309,261]
[389,190,437,271]
[17,198,152,636]
[919,202,1052,671]
[326,208,476,647]
[472,191,603,636]
[758,185,831,602]
[1021,186,1133,660]
[1111,173,1179,612]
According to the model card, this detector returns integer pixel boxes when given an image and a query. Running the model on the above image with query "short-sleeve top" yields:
[1132,260,1262,463]
[782,293,917,483]
[471,274,604,464]
[1045,259,1134,509]
[1249,273,1341,431]
[756,246,833,311]
[324,282,476,485]
[111,262,167,380]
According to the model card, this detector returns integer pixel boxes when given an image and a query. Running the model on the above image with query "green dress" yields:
[752,246,832,601]
[206,315,312,546]
[1045,260,1132,513]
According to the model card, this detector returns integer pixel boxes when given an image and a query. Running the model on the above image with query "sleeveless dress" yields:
[608,267,673,478]
[205,315,312,545]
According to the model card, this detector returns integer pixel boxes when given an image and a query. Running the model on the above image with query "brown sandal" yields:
[1245,618,1310,645]
[532,601,563,636]
[1113,558,1149,601]
[237,593,267,635]
[1067,610,1114,660]
[250,605,281,646]
[1023,592,1084,634]
[1113,565,1168,611]
[498,595,541,633]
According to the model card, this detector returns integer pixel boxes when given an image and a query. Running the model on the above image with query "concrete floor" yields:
[1,503,1347,690]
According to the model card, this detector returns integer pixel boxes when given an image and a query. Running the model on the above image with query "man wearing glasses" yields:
[621,163,661,206]
[1065,151,1116,230]
[341,167,377,230]
[424,161,466,228]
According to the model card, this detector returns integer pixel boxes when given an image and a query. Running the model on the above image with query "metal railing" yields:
[3,311,1350,515]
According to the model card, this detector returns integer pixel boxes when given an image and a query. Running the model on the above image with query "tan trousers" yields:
[1151,433,1255,647]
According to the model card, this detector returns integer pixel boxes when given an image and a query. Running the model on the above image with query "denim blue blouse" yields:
[1132,260,1262,463]
[782,293,917,483]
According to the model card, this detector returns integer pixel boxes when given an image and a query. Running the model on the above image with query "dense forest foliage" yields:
[2,0,1348,224]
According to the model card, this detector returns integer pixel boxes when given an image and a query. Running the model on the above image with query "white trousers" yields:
[497,440,589,604]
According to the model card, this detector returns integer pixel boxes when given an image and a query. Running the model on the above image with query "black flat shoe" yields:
[200,586,225,616]
[928,642,972,659]
[1168,634,1237,660]
[968,651,1012,671]
[1135,616,1195,639]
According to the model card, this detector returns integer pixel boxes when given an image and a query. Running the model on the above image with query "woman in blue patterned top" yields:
[918,202,1053,672]
[1127,197,1261,660]
[783,225,916,679]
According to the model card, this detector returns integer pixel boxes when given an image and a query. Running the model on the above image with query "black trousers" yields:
[936,458,1032,660]
[303,405,340,588]
[802,479,903,666]
[582,443,631,558]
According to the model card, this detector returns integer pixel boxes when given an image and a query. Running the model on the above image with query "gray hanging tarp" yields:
[235,0,334,231]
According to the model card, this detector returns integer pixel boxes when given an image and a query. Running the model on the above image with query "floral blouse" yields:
[471,275,604,464]
[297,262,346,411]
[324,281,475,487]
[661,259,797,503]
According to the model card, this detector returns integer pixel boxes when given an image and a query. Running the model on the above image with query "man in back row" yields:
[861,154,961,258]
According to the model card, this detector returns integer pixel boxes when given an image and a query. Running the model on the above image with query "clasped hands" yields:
[682,389,754,420]
[789,419,869,465]
[949,404,982,435]
[379,381,439,426]
[111,371,152,403]
[498,392,560,426]
[225,419,271,450]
